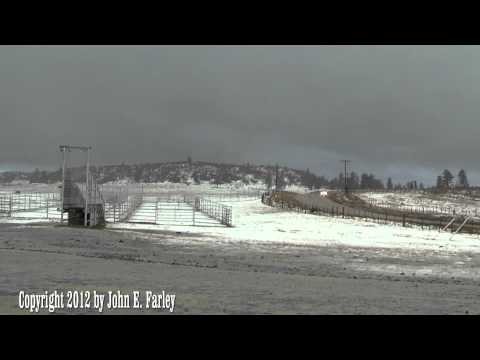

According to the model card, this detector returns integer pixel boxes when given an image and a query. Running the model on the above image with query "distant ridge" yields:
[0,160,330,189]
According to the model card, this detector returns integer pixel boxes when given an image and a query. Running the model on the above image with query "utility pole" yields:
[275,164,279,191]
[85,147,90,227]
[340,160,351,194]
[60,147,67,223]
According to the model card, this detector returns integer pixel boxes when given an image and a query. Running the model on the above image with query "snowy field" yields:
[3,185,480,314]
[109,198,480,254]
[358,191,480,218]
[2,184,480,254]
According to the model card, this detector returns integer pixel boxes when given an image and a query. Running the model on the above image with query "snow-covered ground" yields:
[109,199,480,254]
[0,208,65,223]
[0,191,63,223]
[3,190,480,314]
[358,191,480,218]
[3,184,480,255]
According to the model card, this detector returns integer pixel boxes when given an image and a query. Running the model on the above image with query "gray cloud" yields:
[1,45,480,184]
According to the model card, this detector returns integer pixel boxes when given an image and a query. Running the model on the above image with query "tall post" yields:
[275,164,279,191]
[340,160,351,194]
[192,201,195,226]
[84,148,90,227]
[93,180,97,225]
[60,147,66,223]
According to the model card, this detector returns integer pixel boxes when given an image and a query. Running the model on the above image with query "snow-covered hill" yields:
[0,161,330,189]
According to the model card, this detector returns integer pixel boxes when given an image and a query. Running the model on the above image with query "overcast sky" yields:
[1,45,479,185]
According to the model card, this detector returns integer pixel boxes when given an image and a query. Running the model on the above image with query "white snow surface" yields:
[359,191,480,218]
[0,208,65,223]
[3,184,480,254]
[109,199,480,254]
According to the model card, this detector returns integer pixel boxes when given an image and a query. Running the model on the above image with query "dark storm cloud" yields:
[1,45,480,184]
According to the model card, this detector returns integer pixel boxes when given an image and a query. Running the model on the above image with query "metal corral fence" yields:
[104,194,143,223]
[0,192,61,219]
[364,198,480,219]
[129,195,200,225]
[185,196,233,226]
[103,193,233,227]
[261,192,480,235]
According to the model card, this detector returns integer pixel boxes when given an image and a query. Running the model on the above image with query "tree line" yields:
[266,166,473,192]
[435,169,469,191]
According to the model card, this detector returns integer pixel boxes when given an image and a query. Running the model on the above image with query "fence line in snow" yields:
[261,192,480,235]
[0,192,61,219]
[364,198,480,219]
[185,196,232,227]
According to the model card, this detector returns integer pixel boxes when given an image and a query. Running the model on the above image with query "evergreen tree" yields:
[458,169,469,188]
[387,177,393,190]
[274,164,279,190]
[302,168,318,190]
[360,173,369,189]
[442,169,454,188]
[133,166,143,182]
[349,171,359,190]
[436,175,443,189]
[265,170,273,190]
[192,171,201,185]
[272,164,285,190]
[214,167,224,187]
[338,172,345,190]
[277,173,286,190]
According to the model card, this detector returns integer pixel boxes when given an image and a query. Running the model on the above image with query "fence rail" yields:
[185,196,232,226]
[104,194,143,223]
[0,192,61,219]
[364,198,480,219]
[111,195,233,227]
[261,192,480,235]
